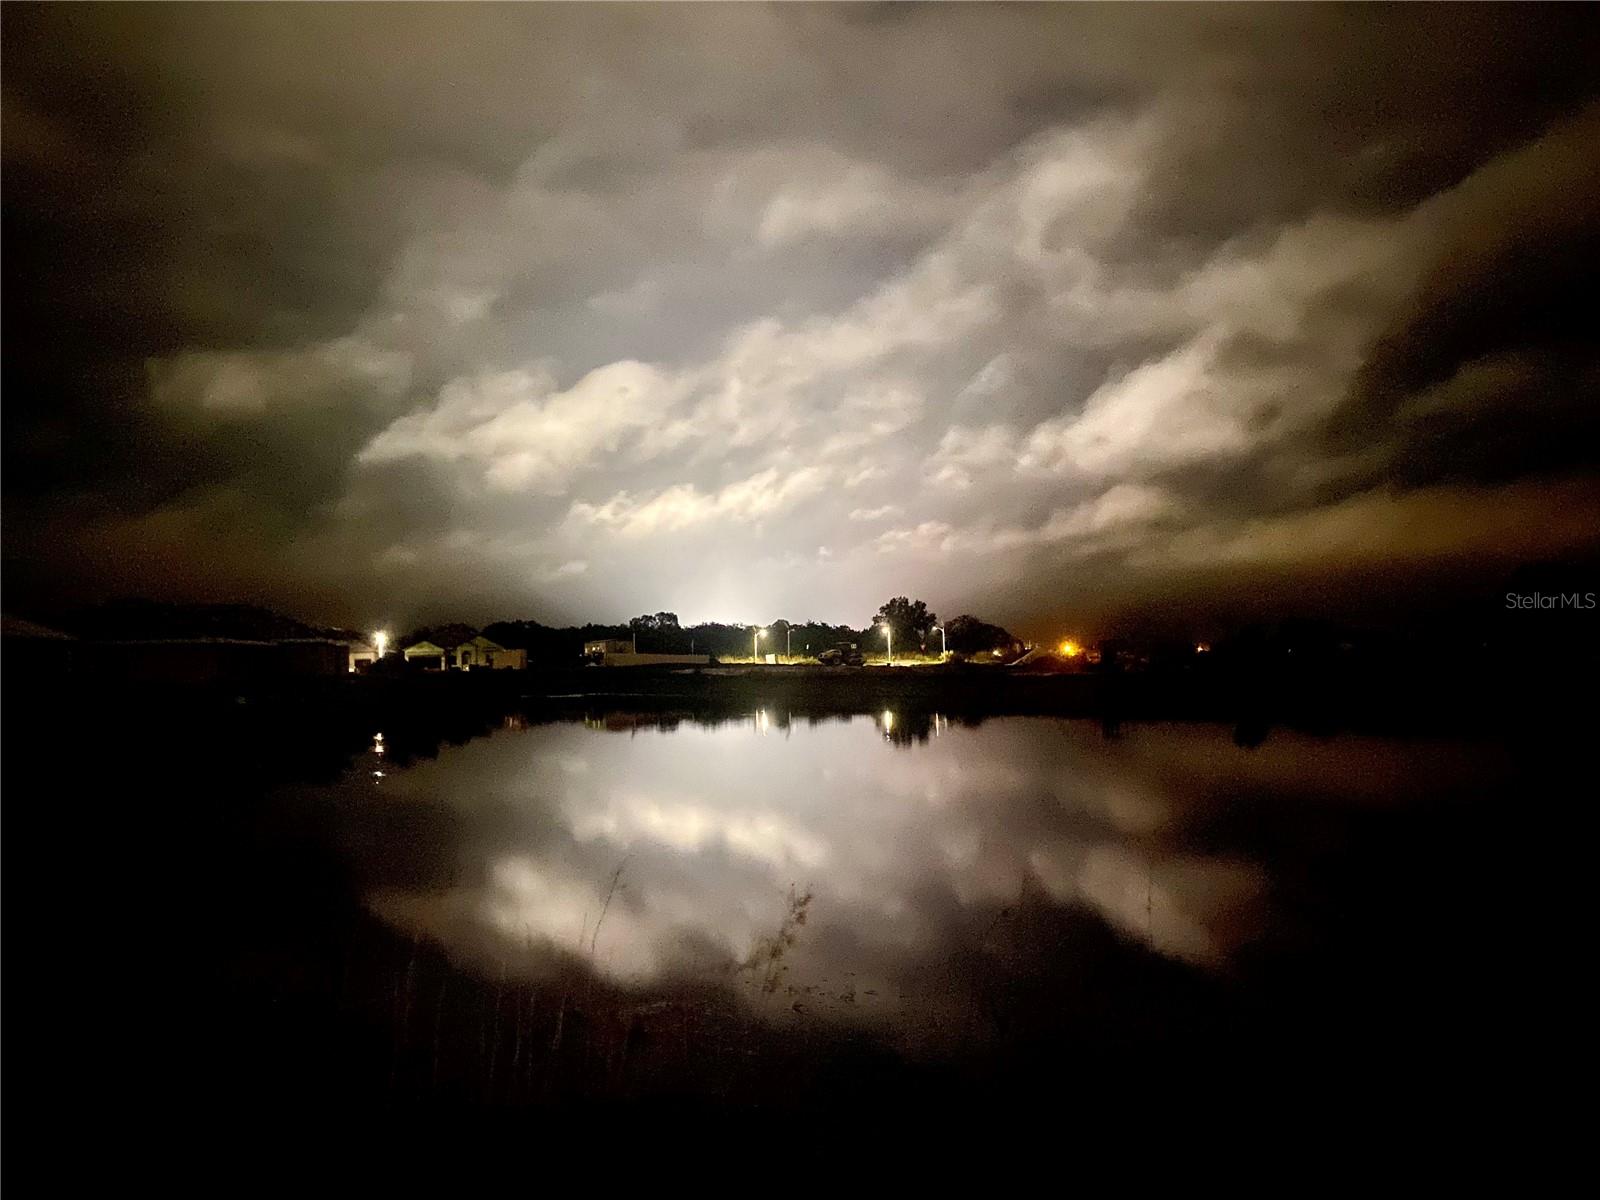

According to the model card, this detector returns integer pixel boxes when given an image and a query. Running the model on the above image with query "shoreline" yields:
[11,654,1574,744]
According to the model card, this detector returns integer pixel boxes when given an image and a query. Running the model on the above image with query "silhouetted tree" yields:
[627,612,692,652]
[870,597,936,649]
[944,613,1016,655]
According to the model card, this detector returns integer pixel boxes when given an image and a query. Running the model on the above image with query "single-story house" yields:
[84,637,345,684]
[451,635,525,670]
[452,635,497,668]
[402,639,447,669]
[342,639,378,673]
[584,638,634,658]
[1,615,77,675]
[400,634,524,670]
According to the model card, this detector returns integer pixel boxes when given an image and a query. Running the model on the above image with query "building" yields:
[451,635,524,670]
[341,638,378,673]
[589,652,710,667]
[84,637,346,684]
[16,602,347,684]
[402,639,447,669]
[276,638,351,677]
[400,633,525,670]
[583,636,709,668]
[322,628,382,673]
[452,635,497,668]
[1,615,77,676]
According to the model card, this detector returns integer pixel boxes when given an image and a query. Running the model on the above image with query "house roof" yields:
[456,635,505,651]
[2,615,76,640]
[66,601,321,642]
[408,623,478,649]
[403,640,447,654]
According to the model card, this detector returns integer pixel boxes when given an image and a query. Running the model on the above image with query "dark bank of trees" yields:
[868,597,1022,657]
[483,612,878,661]
[42,595,1018,669]
[479,597,1016,663]
[944,613,1019,655]
[621,614,867,658]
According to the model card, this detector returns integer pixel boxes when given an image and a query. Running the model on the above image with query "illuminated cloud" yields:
[569,466,831,537]
[359,360,685,493]
[4,5,1596,628]
[149,337,412,419]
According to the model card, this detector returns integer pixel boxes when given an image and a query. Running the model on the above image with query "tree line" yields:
[478,597,1018,664]
[41,595,1019,667]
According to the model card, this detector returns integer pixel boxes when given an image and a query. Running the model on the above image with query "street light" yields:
[786,626,792,659]
[881,622,892,666]
[932,624,946,658]
[373,630,389,658]
[753,627,766,661]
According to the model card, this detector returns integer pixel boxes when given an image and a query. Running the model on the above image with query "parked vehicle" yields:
[816,642,864,666]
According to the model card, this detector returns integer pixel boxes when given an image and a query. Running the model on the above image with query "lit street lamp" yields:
[373,630,389,658]
[753,627,766,661]
[881,622,892,666]
[932,624,946,658]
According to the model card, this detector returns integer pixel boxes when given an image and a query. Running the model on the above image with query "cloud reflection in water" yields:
[347,714,1505,1030]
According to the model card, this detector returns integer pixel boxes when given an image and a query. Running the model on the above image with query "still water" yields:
[301,710,1510,1046]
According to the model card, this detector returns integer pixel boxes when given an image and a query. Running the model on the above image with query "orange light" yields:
[1060,640,1080,658]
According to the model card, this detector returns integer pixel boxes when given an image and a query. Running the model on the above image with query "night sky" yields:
[5,3,1598,636]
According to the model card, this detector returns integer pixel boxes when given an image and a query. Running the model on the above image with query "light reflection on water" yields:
[328,713,1508,1033]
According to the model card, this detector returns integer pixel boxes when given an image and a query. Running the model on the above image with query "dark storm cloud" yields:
[4,3,1598,632]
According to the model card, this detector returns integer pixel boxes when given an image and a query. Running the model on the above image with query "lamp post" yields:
[753,627,766,661]
[932,624,946,658]
[786,626,792,660]
[881,622,892,666]
[373,630,389,659]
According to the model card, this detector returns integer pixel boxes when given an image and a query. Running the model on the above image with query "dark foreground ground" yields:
[1,659,1588,1162]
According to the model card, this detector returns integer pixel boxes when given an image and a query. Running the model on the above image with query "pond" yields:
[294,709,1515,1058]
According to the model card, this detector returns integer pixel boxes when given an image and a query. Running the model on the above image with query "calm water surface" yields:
[299,711,1511,1044]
